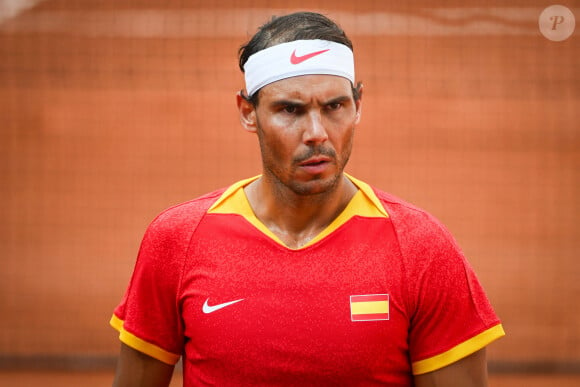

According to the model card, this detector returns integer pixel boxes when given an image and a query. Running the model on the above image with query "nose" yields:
[302,110,328,144]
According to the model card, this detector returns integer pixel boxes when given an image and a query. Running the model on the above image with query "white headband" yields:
[243,39,355,97]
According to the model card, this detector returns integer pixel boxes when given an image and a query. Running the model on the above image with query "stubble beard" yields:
[256,123,354,198]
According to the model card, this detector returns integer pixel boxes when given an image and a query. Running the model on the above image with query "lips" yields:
[298,156,332,174]
[299,156,331,166]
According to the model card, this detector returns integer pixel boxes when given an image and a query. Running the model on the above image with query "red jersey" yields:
[111,175,504,386]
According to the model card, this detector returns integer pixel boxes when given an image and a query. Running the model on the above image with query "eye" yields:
[283,105,298,114]
[326,102,342,111]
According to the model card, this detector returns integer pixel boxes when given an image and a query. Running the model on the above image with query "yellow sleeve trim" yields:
[109,314,181,365]
[412,323,506,375]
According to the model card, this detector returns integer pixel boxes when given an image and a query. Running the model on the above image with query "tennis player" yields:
[111,11,504,386]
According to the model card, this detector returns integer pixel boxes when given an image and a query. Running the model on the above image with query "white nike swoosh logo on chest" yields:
[202,298,245,314]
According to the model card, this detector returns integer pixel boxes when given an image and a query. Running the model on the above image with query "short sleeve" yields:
[110,204,203,365]
[389,205,505,375]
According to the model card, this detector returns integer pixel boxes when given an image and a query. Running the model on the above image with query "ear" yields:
[236,91,257,133]
[354,82,363,124]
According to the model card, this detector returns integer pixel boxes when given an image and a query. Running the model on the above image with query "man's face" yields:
[250,74,362,196]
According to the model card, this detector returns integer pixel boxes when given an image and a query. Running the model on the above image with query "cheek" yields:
[339,130,355,156]
[256,125,292,163]
[329,119,356,146]
[269,113,296,128]
[258,121,300,153]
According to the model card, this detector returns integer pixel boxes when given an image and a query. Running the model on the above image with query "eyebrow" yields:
[269,95,352,109]
[269,99,305,109]
[324,95,352,105]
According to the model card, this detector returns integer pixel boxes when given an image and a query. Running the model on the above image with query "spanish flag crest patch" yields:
[350,294,390,322]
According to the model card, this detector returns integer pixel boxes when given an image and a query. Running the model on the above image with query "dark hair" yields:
[238,12,360,105]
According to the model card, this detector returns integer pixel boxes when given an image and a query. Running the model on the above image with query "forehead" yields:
[258,74,353,101]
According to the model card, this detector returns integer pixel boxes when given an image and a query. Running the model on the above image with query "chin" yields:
[288,174,342,196]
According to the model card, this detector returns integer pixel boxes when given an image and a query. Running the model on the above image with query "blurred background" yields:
[0,0,578,386]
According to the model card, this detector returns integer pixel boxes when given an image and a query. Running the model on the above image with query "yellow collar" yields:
[208,174,388,249]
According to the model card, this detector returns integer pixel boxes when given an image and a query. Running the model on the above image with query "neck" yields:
[244,174,357,248]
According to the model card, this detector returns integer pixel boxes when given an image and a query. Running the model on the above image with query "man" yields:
[111,11,504,386]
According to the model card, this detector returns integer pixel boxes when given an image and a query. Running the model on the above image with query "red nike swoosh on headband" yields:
[290,48,330,64]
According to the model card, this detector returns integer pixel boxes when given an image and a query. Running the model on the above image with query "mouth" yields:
[297,156,332,174]
[299,156,331,167]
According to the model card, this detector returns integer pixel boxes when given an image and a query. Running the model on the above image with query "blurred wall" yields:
[0,0,578,370]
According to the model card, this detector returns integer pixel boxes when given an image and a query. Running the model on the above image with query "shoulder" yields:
[138,188,227,254]
[348,175,453,247]
[371,187,463,262]
[148,188,226,232]
[373,188,448,236]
